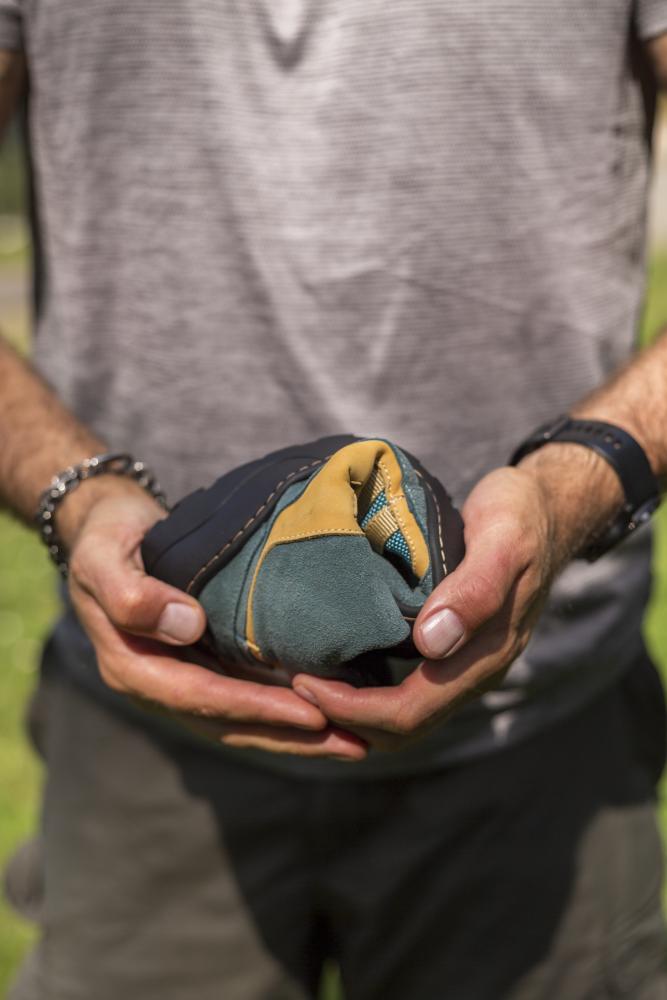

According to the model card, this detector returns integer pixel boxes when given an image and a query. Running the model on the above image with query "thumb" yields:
[413,528,518,660]
[70,533,207,646]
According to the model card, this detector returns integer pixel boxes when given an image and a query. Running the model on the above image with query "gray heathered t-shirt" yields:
[2,0,667,776]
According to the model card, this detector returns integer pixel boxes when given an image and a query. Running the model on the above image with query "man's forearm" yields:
[0,335,143,546]
[0,54,139,549]
[571,328,667,482]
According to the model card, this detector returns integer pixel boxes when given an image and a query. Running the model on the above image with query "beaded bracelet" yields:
[35,452,168,577]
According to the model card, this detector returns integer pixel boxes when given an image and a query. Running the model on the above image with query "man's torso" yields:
[3,0,658,769]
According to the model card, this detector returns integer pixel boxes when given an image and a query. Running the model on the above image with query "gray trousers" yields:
[6,652,667,1000]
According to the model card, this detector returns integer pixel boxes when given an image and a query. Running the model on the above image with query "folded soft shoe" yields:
[141,436,464,686]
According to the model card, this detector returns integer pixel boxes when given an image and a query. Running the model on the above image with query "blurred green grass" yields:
[0,518,55,991]
[0,125,26,217]
[1,180,667,997]
[641,250,667,667]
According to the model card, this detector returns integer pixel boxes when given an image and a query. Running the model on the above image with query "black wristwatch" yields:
[509,415,661,560]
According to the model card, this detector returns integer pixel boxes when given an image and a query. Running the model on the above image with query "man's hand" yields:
[0,339,365,760]
[292,446,624,752]
[65,480,367,760]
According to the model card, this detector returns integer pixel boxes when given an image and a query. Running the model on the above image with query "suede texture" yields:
[198,445,433,678]
[200,480,309,667]
[252,536,415,676]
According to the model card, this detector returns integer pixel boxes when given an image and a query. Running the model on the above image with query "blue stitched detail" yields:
[360,490,412,570]
[360,490,387,528]
[384,530,411,566]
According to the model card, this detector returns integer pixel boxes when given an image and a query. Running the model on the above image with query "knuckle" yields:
[519,523,542,555]
[390,718,411,738]
[481,577,506,615]
[459,573,505,621]
[189,702,221,722]
[392,702,420,737]
[69,526,111,577]
[68,543,95,590]
[109,582,147,630]
[97,660,129,695]
[513,535,541,575]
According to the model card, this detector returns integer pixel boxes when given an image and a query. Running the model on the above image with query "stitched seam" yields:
[186,457,328,593]
[232,529,267,657]
[420,475,447,574]
[270,528,363,545]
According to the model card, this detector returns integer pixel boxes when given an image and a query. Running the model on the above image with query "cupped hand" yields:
[292,454,617,752]
[65,481,367,760]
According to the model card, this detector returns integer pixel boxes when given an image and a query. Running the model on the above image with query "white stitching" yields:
[186,457,328,592]
[419,474,447,575]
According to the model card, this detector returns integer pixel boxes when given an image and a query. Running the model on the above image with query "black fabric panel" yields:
[141,436,357,595]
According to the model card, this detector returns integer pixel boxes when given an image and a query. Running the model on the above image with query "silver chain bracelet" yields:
[35,452,169,578]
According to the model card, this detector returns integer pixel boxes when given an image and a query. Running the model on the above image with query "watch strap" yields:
[510,415,660,559]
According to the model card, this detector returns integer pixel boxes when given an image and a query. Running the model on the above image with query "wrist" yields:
[57,474,163,552]
[37,453,168,574]
[516,443,624,565]
[570,404,664,487]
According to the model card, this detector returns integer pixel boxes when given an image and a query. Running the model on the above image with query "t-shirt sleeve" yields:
[636,0,667,40]
[0,1,23,51]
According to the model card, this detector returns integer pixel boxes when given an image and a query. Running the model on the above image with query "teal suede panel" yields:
[199,479,310,664]
[252,535,412,676]
[369,547,428,609]
[199,523,267,664]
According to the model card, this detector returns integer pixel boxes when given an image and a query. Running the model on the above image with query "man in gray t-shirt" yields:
[2,3,667,997]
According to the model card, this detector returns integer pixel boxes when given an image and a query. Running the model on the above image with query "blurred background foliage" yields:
[0,125,52,990]
[1,119,667,1000]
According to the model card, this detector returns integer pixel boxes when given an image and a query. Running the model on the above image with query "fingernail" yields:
[294,685,320,708]
[419,609,465,659]
[158,603,201,643]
